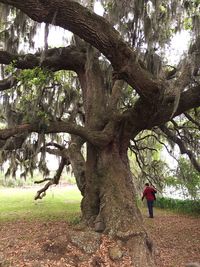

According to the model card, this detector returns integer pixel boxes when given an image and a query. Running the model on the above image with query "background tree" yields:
[165,157,200,200]
[0,0,199,266]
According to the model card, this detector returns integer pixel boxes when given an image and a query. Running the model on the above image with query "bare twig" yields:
[160,125,200,172]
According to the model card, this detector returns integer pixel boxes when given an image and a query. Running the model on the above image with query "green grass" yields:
[0,186,82,223]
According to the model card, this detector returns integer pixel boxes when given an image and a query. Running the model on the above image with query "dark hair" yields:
[145,183,149,186]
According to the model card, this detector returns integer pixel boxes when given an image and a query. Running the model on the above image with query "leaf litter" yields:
[0,209,199,267]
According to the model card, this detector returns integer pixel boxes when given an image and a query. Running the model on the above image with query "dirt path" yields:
[0,209,199,267]
[144,209,200,267]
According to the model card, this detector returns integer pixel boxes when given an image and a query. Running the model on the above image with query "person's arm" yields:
[141,188,147,201]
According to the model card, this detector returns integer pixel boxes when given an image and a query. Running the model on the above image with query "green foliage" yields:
[165,157,200,199]
[18,67,52,87]
[4,60,17,75]
[120,84,139,108]
[14,68,79,124]
[101,0,199,52]
[184,17,193,30]
[177,158,200,199]
[155,197,200,215]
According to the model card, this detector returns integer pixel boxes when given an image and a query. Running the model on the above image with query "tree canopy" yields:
[0,1,199,265]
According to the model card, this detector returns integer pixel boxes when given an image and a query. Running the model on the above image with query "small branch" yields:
[130,144,157,152]
[184,112,200,129]
[34,180,54,200]
[34,158,66,200]
[152,129,179,163]
[160,125,200,172]
[134,134,157,142]
[34,178,52,184]
[130,142,148,167]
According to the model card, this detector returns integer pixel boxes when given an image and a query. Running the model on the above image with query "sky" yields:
[166,31,191,65]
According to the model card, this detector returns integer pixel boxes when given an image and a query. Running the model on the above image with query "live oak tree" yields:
[0,0,199,266]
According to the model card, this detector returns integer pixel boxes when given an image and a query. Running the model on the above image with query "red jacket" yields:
[142,186,157,201]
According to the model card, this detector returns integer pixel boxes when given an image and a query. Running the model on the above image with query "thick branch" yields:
[0,121,114,147]
[45,147,63,157]
[0,75,17,91]
[175,85,200,117]
[40,141,66,157]
[160,125,200,172]
[107,80,124,112]
[0,46,86,72]
[113,84,200,136]
[0,0,162,100]
[0,133,27,150]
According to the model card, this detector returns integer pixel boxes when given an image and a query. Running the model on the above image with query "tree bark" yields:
[81,140,155,266]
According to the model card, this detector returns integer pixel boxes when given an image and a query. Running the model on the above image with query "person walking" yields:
[142,183,157,218]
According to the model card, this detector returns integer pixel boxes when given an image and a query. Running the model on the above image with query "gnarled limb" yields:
[34,157,66,200]
[0,120,114,147]
[67,135,86,195]
[41,138,86,194]
[0,46,86,72]
[121,84,200,131]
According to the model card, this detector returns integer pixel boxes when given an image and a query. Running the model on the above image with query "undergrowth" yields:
[154,197,200,215]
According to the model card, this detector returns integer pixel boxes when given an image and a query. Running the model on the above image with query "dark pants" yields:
[147,200,154,218]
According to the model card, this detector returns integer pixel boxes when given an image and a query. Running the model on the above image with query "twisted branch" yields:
[34,158,66,200]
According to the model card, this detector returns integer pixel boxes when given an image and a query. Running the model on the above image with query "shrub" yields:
[155,197,200,215]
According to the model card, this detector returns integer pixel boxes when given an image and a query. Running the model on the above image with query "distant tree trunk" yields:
[81,139,155,266]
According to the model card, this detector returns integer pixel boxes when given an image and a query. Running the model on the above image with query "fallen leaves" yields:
[0,210,199,266]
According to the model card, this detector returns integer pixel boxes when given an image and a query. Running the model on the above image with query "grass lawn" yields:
[0,185,82,222]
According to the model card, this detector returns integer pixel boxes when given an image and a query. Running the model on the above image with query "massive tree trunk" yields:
[81,139,155,266]
[75,45,156,265]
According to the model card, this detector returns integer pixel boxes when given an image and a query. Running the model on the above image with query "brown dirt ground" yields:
[0,209,199,267]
